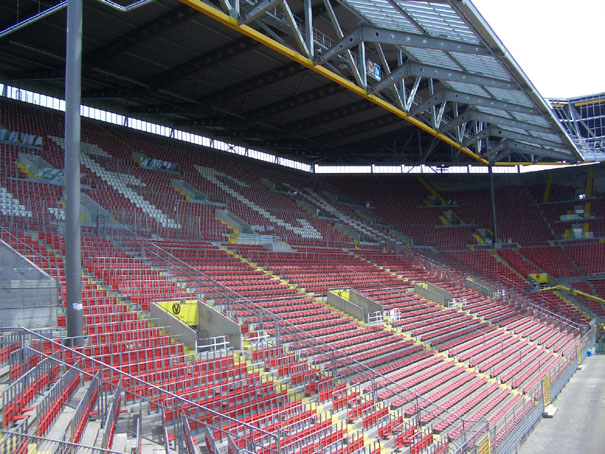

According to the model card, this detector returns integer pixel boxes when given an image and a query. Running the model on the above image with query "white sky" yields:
[471,0,605,99]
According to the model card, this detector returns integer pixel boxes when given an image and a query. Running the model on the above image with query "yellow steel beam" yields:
[543,172,552,203]
[586,167,594,198]
[179,0,489,165]
[574,98,605,107]
[418,176,447,204]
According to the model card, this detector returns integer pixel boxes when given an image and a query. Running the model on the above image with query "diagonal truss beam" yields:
[369,61,516,95]
[241,0,282,24]
[317,24,491,65]
[466,110,553,134]
[412,90,538,116]
[464,126,563,149]
[486,139,573,161]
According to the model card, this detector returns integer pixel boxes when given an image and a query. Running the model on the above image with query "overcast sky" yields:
[471,0,605,99]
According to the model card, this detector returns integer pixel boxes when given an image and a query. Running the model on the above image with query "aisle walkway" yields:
[518,354,605,454]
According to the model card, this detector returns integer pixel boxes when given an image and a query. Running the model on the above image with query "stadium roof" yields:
[0,0,585,165]
[550,92,605,162]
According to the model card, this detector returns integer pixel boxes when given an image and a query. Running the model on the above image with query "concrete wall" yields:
[198,302,243,350]
[414,282,453,307]
[349,290,383,314]
[0,240,57,328]
[151,303,197,350]
[216,209,252,234]
[327,291,365,321]
[465,277,496,298]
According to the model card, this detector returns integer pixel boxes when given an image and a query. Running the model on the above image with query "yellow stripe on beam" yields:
[418,176,447,204]
[574,98,605,107]
[179,0,489,165]
[543,172,553,203]
[586,167,594,198]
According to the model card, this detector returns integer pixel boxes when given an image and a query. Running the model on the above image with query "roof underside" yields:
[0,0,584,165]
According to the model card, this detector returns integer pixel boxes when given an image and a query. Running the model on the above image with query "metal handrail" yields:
[0,429,124,454]
[17,329,281,452]
[105,228,488,443]
[388,245,587,332]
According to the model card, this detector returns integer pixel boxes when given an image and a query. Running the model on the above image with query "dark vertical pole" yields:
[488,163,498,247]
[64,0,83,345]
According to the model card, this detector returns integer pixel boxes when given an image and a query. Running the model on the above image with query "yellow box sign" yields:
[157,299,198,326]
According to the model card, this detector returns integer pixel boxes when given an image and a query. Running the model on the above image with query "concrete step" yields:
[79,418,102,448]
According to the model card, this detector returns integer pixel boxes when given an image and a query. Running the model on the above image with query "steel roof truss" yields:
[442,90,538,115]
[315,28,361,65]
[358,25,491,55]
[304,0,314,59]
[405,76,422,112]
[367,59,411,95]
[494,140,572,160]
[369,61,515,96]
[403,62,515,90]
[464,127,564,149]
[468,111,553,134]
[411,90,444,116]
[359,41,367,89]
[440,104,471,142]
[317,23,490,66]
[435,101,447,129]
[322,0,363,86]
[241,0,282,25]
[375,43,404,110]
[219,0,234,16]
[280,0,310,57]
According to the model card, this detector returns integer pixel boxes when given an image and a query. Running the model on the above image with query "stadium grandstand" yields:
[0,1,603,454]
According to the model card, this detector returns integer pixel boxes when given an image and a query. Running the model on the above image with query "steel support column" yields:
[488,163,498,247]
[64,0,84,345]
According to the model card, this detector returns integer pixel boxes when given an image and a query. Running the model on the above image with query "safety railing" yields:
[1,350,60,428]
[0,422,29,454]
[37,361,81,437]
[0,428,125,454]
[18,329,281,454]
[107,229,491,451]
[246,314,488,454]
[400,245,588,333]
[102,382,122,450]
[0,328,22,365]
[196,335,232,354]
[70,372,100,444]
